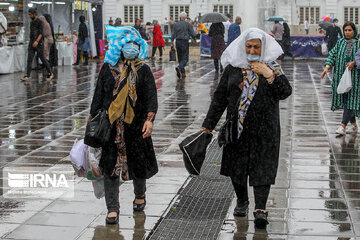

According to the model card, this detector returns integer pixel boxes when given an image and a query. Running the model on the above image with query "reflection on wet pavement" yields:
[1,59,360,239]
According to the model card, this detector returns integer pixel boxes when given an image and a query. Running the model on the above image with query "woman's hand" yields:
[347,61,356,70]
[200,127,212,132]
[142,121,153,138]
[321,65,331,79]
[250,62,273,78]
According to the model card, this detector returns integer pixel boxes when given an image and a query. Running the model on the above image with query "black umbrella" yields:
[200,12,229,23]
[319,20,332,30]
[179,131,213,175]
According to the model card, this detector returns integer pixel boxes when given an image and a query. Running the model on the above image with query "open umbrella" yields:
[318,20,332,30]
[266,16,287,22]
[321,16,333,23]
[200,12,229,23]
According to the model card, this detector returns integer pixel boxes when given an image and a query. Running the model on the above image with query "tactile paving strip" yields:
[148,140,235,240]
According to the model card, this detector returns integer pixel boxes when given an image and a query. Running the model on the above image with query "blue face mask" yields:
[122,42,140,59]
[247,54,261,62]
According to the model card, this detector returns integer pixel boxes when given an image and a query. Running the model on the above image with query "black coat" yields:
[209,23,226,59]
[90,63,158,180]
[202,65,292,186]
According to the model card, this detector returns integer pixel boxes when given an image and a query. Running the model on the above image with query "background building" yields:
[103,0,360,35]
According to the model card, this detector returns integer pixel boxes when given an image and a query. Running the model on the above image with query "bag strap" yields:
[0,23,6,33]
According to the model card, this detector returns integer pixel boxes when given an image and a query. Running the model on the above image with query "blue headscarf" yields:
[104,26,148,66]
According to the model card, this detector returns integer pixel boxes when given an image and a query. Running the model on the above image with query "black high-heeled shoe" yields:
[133,195,146,212]
[105,210,119,224]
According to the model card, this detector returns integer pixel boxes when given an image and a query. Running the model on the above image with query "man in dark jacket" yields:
[227,16,242,46]
[134,18,148,40]
[21,8,53,82]
[171,12,196,79]
[324,18,343,52]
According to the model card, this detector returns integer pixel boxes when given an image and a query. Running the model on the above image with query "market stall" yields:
[0,0,103,74]
[0,42,74,74]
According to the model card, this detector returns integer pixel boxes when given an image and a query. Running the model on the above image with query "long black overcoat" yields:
[202,65,292,186]
[90,63,158,180]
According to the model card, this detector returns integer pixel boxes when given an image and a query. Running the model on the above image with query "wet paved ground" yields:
[0,58,360,239]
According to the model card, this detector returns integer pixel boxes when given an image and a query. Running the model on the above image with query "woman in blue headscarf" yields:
[89,26,158,224]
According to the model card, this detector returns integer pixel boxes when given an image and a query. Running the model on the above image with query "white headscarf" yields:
[221,28,283,69]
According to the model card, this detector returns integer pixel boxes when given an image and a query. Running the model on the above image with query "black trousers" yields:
[104,172,146,212]
[152,46,163,57]
[342,93,356,125]
[175,39,189,73]
[231,177,270,210]
[27,43,52,77]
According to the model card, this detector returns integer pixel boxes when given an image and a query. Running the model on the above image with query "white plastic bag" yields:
[70,139,88,177]
[337,68,352,94]
[92,178,105,199]
[86,147,103,180]
[321,42,328,55]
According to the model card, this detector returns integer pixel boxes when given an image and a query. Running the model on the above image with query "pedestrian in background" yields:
[43,14,57,67]
[114,18,122,27]
[304,18,309,35]
[324,18,343,52]
[209,22,226,74]
[223,13,232,45]
[21,8,53,81]
[227,16,242,46]
[108,17,114,26]
[163,17,169,35]
[134,18,148,40]
[196,21,208,39]
[73,16,90,65]
[90,26,158,224]
[169,17,175,34]
[272,20,284,47]
[281,22,295,60]
[145,22,153,57]
[39,15,53,61]
[152,20,165,60]
[171,12,196,79]
[201,28,292,229]
[321,22,359,135]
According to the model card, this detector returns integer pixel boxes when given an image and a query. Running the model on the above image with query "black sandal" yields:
[133,195,146,212]
[105,210,119,224]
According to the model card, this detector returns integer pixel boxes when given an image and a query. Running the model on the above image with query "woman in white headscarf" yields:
[201,28,292,228]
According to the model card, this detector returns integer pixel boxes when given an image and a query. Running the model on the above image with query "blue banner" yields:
[290,35,326,58]
[200,34,327,58]
[200,34,211,57]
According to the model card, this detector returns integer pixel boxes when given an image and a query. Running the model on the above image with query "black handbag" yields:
[218,117,234,148]
[84,109,111,148]
[169,47,176,61]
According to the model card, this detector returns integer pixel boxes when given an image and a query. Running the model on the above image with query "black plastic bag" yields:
[169,47,176,61]
[179,131,213,175]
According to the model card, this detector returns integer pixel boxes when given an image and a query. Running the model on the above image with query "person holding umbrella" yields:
[209,22,226,74]
[171,12,196,79]
[324,18,343,52]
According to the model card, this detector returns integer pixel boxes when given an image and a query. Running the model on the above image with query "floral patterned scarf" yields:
[110,59,144,180]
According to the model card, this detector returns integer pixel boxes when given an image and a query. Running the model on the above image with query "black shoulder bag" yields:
[84,109,111,148]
